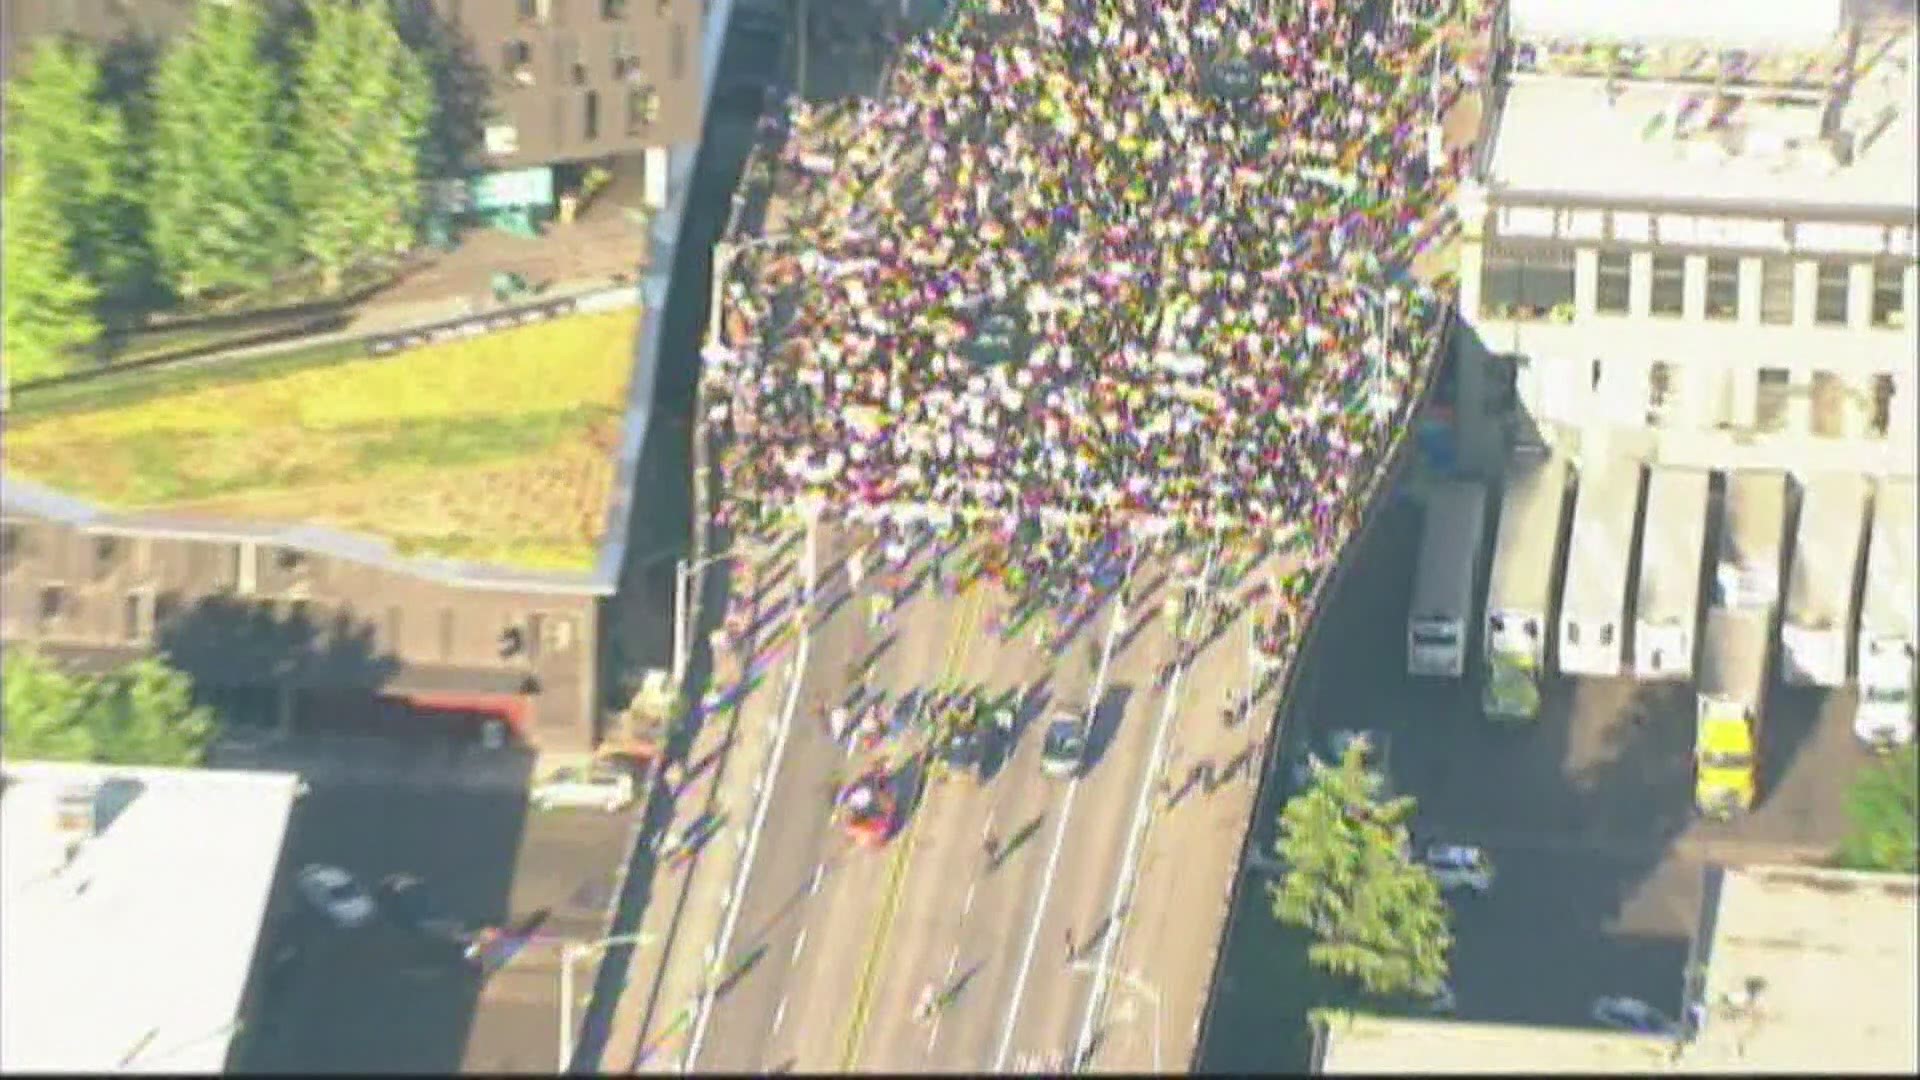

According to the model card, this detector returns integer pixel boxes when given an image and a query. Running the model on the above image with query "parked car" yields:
[297,864,375,928]
[1591,996,1676,1035]
[530,765,635,812]
[1040,711,1089,779]
[1421,844,1495,894]
[375,874,471,954]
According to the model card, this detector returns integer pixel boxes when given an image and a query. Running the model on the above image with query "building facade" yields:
[1443,6,1919,483]
[0,0,717,209]
[0,518,601,750]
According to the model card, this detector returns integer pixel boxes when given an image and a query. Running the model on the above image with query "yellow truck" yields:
[1695,608,1770,817]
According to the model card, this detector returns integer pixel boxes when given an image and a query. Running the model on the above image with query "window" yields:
[612,29,639,78]
[603,0,629,16]
[1810,372,1845,438]
[1647,361,1674,425]
[1704,256,1739,320]
[1870,374,1895,438]
[1755,368,1791,433]
[1649,254,1685,316]
[558,34,587,86]
[504,40,534,84]
[124,594,149,643]
[1871,264,1906,328]
[486,123,520,157]
[1599,623,1615,647]
[516,0,544,22]
[626,84,660,133]
[1759,258,1794,325]
[1814,261,1850,325]
[39,585,66,629]
[1479,247,1575,320]
[1595,250,1632,314]
[1565,622,1581,646]
[583,90,600,139]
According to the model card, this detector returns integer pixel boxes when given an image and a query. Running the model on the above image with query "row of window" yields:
[1640,366,1900,438]
[19,585,576,663]
[502,26,684,88]
[1481,248,1909,328]
[515,0,644,23]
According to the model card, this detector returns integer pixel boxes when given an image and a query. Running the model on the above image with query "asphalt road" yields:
[688,521,1300,1074]
[241,782,635,1074]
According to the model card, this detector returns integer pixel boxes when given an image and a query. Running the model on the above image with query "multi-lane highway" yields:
[688,519,1294,1073]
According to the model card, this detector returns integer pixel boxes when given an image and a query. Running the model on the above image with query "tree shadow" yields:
[391,1,493,183]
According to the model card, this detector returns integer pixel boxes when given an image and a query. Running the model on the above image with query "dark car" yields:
[1040,712,1090,779]
[375,874,471,959]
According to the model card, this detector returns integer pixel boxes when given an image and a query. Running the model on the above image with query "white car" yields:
[1422,844,1495,894]
[530,765,635,812]
[1590,996,1676,1036]
[297,864,376,928]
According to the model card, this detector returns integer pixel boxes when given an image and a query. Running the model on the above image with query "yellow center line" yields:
[839,560,988,1070]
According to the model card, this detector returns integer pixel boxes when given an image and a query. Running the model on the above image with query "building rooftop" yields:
[1315,864,1920,1075]
[0,760,301,1074]
[1487,27,1918,212]
[2,306,642,578]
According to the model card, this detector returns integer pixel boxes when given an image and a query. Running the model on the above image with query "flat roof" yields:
[1487,29,1918,211]
[1684,864,1919,1074]
[1315,864,1920,1075]
[0,760,300,1074]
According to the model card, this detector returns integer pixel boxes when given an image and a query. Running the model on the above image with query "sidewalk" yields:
[206,730,537,792]
[592,537,810,1073]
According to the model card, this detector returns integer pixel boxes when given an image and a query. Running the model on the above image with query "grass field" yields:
[3,309,640,572]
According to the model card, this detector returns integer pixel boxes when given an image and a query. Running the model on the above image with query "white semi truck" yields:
[1712,470,1787,615]
[1633,466,1709,681]
[1407,479,1491,679]
[1855,476,1916,749]
[1557,461,1644,678]
[1482,452,1570,721]
[1781,473,1869,689]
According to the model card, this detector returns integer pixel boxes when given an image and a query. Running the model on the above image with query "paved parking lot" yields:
[240,781,636,1074]
[1201,485,1869,1069]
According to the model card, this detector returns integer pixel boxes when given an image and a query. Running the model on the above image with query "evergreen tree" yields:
[289,0,434,292]
[1269,738,1452,999]
[1,649,215,768]
[1,164,101,384]
[146,0,294,302]
[1,38,147,318]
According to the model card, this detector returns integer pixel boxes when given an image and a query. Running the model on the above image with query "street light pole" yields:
[675,553,736,690]
[557,932,655,1074]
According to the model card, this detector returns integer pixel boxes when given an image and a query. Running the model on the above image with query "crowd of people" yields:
[710,0,1480,551]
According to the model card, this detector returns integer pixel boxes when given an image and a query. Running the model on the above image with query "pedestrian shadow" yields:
[943,960,985,1005]
[1001,813,1047,864]
[713,942,769,1001]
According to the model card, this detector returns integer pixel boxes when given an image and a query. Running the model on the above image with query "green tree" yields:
[146,0,294,302]
[1,649,215,768]
[1,164,101,384]
[1837,745,1919,873]
[288,0,434,291]
[1269,739,1452,999]
[2,38,148,319]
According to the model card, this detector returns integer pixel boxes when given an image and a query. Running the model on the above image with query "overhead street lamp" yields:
[557,931,656,1074]
[1065,960,1164,1074]
[675,552,739,690]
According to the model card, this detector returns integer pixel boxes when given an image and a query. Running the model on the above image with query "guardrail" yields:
[1185,302,1460,1071]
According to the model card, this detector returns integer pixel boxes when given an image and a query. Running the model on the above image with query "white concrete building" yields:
[0,761,301,1074]
[1447,3,1918,481]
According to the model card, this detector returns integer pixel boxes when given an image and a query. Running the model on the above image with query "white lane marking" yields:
[963,882,976,916]
[772,996,789,1035]
[991,551,1137,1072]
[791,929,808,965]
[1071,545,1218,1069]
[981,809,996,840]
[809,862,825,895]
[684,521,818,1071]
